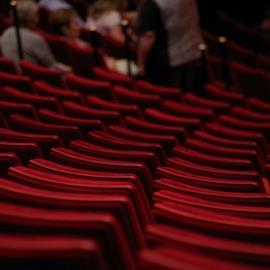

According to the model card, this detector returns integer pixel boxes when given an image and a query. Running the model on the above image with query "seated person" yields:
[50,7,138,75]
[85,0,127,42]
[1,0,71,72]
[39,0,84,25]
[39,0,71,12]
[49,8,87,47]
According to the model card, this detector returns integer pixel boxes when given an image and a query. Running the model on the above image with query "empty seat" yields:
[232,106,270,122]
[0,141,43,164]
[0,100,38,119]
[9,114,82,144]
[0,127,63,156]
[7,165,152,229]
[193,130,263,158]
[156,166,260,192]
[144,108,202,133]
[173,145,254,170]
[154,190,270,220]
[139,246,264,270]
[167,156,261,181]
[2,86,62,112]
[217,11,258,50]
[69,140,159,174]
[108,125,178,154]
[0,202,135,270]
[0,56,17,73]
[62,101,123,125]
[20,60,64,87]
[155,178,270,205]
[218,114,270,140]
[50,147,153,198]
[184,92,231,113]
[28,158,151,214]
[136,80,181,100]
[185,138,264,172]
[66,73,112,99]
[162,99,215,122]
[205,122,269,156]
[0,152,21,175]
[125,116,187,142]
[0,234,108,270]
[113,86,161,109]
[154,201,270,241]
[146,224,270,265]
[39,108,105,136]
[205,83,245,105]
[228,41,256,66]
[88,130,166,163]
[0,178,144,257]
[87,95,142,117]
[230,62,269,100]
[247,98,270,114]
[34,80,84,104]
[93,67,133,88]
[0,71,32,92]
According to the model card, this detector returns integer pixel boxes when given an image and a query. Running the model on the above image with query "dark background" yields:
[197,0,270,31]
[1,0,270,31]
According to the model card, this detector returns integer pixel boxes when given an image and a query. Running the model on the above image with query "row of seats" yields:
[0,52,270,269]
[217,10,270,56]
[203,31,270,69]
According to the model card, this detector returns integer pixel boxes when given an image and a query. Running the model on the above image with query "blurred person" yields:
[39,0,71,12]
[136,0,203,91]
[85,0,128,42]
[1,0,71,72]
[49,7,138,75]
[39,0,85,28]
[49,8,87,47]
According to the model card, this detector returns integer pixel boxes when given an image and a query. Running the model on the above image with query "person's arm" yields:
[137,30,156,75]
[32,33,72,73]
[109,24,125,42]
[136,0,160,75]
[31,34,57,67]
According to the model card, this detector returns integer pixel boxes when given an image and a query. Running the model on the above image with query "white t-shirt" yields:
[153,0,203,66]
[39,0,71,11]
[86,11,121,34]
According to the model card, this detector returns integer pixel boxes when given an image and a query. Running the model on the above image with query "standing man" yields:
[137,0,203,91]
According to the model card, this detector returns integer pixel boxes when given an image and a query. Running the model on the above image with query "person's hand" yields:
[103,55,117,71]
[54,62,73,74]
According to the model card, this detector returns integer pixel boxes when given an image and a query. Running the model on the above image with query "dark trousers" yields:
[146,58,205,95]
[170,59,203,92]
